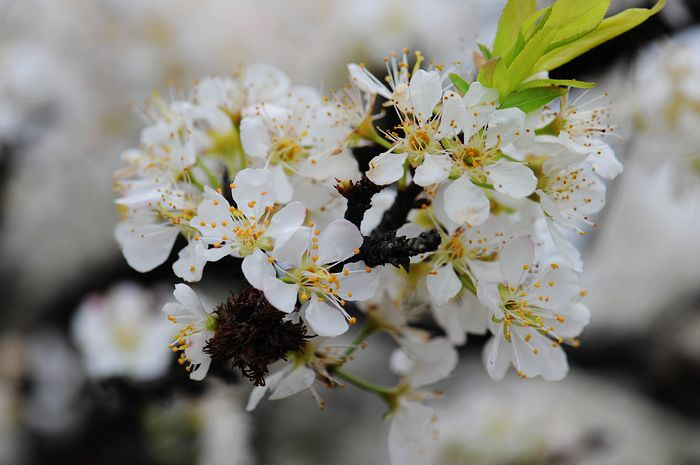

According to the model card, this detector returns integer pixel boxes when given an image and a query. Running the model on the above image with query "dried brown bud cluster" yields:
[204,288,309,386]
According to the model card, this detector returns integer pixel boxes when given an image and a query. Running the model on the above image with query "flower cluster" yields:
[111,0,663,463]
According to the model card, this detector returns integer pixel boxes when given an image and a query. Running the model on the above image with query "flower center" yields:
[270,137,309,166]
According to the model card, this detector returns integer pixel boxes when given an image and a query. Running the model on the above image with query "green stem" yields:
[333,368,395,399]
[335,326,376,367]
[185,169,206,191]
[365,125,393,150]
[196,157,221,189]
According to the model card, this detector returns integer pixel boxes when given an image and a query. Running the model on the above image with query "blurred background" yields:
[2,0,700,464]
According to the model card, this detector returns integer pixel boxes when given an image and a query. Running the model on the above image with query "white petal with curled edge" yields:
[269,365,316,400]
[587,138,623,180]
[304,299,348,337]
[407,69,443,123]
[485,159,537,198]
[241,249,276,290]
[413,153,452,187]
[262,276,298,313]
[426,264,462,307]
[266,201,306,248]
[546,218,582,272]
[232,168,275,219]
[443,175,490,226]
[317,219,363,264]
[240,116,271,159]
[483,332,510,380]
[173,283,209,316]
[500,237,535,289]
[115,221,179,273]
[486,107,525,147]
[366,152,407,186]
[172,241,208,282]
[347,63,391,98]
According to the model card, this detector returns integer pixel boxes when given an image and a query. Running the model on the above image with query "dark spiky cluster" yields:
[335,175,383,228]
[204,288,309,386]
[349,229,441,270]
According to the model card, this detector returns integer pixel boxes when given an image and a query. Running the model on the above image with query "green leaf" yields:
[504,20,557,96]
[517,78,596,90]
[478,43,492,60]
[492,0,537,56]
[449,73,470,95]
[500,86,567,113]
[478,57,509,98]
[534,0,665,72]
[545,0,610,52]
[521,6,552,42]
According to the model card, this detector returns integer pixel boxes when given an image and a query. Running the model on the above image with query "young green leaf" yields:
[449,73,471,96]
[480,58,509,98]
[504,21,557,96]
[492,0,537,56]
[478,43,492,60]
[517,78,596,90]
[545,0,610,52]
[500,86,567,113]
[533,0,665,72]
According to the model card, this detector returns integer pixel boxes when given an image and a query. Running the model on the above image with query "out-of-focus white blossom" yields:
[72,283,172,381]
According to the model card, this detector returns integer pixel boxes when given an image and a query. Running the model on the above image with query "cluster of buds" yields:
[112,0,664,462]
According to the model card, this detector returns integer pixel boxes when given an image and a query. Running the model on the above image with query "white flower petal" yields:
[272,227,310,267]
[232,168,275,219]
[266,201,306,248]
[366,152,407,185]
[172,241,208,282]
[486,107,525,147]
[336,262,379,301]
[388,401,437,465]
[269,365,316,400]
[241,249,276,290]
[407,69,443,123]
[587,138,623,180]
[483,333,510,380]
[317,219,363,264]
[443,175,490,226]
[115,220,179,273]
[546,218,583,272]
[347,63,391,98]
[396,335,458,387]
[246,367,289,411]
[485,159,537,198]
[243,63,291,103]
[172,283,208,315]
[304,299,348,337]
[500,237,535,289]
[426,264,462,306]
[437,90,466,137]
[413,154,452,187]
[262,276,298,313]
[240,116,271,159]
